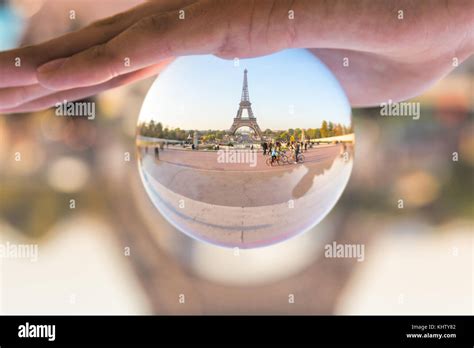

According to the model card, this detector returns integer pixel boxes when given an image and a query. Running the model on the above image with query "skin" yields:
[0,0,472,113]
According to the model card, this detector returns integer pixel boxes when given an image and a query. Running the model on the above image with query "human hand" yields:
[0,0,472,113]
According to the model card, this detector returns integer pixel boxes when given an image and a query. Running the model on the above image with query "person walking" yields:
[295,142,300,164]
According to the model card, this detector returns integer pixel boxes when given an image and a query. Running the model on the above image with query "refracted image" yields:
[136,49,354,248]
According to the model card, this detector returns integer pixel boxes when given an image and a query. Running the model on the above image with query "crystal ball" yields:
[136,49,354,248]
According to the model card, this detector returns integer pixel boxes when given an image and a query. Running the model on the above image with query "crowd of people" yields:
[261,139,310,165]
[143,136,315,166]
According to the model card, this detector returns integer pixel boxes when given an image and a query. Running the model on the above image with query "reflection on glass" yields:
[136,49,354,248]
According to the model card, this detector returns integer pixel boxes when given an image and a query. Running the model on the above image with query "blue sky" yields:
[139,49,351,130]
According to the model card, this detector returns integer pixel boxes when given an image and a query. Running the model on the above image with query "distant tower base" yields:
[229,117,263,139]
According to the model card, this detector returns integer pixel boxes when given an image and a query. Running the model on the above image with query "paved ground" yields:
[137,143,354,248]
[150,143,344,172]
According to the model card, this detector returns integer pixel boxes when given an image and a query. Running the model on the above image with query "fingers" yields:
[36,1,254,90]
[0,84,54,109]
[0,59,172,114]
[0,47,43,88]
[3,0,282,113]
[0,0,192,88]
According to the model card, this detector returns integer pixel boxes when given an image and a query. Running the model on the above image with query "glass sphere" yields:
[136,49,354,248]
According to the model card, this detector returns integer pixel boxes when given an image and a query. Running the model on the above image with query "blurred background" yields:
[0,0,472,314]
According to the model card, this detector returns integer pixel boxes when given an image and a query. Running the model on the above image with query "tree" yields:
[294,128,302,139]
[278,131,289,142]
[315,128,321,139]
[328,122,334,137]
[156,122,163,138]
[321,120,328,138]
[306,128,316,139]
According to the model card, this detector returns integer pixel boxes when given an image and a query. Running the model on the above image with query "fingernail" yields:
[37,58,68,74]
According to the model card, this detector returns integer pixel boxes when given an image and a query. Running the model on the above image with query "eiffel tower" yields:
[229,69,263,138]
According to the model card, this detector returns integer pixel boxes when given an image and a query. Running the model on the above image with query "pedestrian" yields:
[295,142,300,163]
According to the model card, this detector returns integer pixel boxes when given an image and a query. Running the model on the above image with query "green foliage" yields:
[137,119,352,141]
